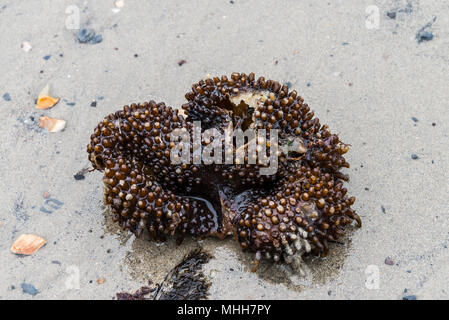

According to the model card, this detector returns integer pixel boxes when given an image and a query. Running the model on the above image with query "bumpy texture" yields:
[87,72,361,272]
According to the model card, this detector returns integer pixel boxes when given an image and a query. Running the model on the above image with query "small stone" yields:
[411,117,418,123]
[77,29,102,44]
[78,28,95,43]
[403,295,417,300]
[411,154,419,160]
[66,102,76,107]
[43,191,50,199]
[386,11,396,19]
[381,205,386,213]
[432,123,436,126]
[90,100,97,107]
[74,173,85,180]
[417,31,433,43]
[43,55,51,60]
[97,278,106,284]
[416,18,436,43]
[177,59,186,66]
[90,34,103,44]
[3,93,11,101]
[384,257,394,265]
[21,283,39,296]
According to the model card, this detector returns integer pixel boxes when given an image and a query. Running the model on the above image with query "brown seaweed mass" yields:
[87,72,361,271]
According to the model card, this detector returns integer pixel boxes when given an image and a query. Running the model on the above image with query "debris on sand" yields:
[39,116,66,132]
[21,283,39,296]
[386,11,396,19]
[3,93,11,101]
[36,84,59,109]
[74,168,89,180]
[21,41,32,52]
[11,234,46,255]
[416,17,436,43]
[77,28,103,44]
[116,249,212,300]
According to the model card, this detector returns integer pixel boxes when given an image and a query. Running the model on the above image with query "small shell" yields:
[21,41,32,52]
[114,0,124,8]
[39,116,66,132]
[11,234,46,255]
[36,84,59,109]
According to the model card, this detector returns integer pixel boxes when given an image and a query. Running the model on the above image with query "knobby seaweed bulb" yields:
[87,72,361,272]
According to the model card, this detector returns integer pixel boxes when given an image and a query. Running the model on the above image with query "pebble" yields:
[384,257,394,265]
[66,102,76,107]
[411,154,419,160]
[78,29,103,44]
[403,295,417,300]
[417,31,433,43]
[43,55,51,60]
[416,17,436,43]
[90,34,103,44]
[411,117,418,123]
[90,100,97,107]
[21,283,39,296]
[74,173,85,180]
[177,59,186,66]
[3,93,11,101]
[78,28,94,43]
[386,11,396,19]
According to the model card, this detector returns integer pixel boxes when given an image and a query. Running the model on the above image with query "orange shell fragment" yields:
[39,116,66,132]
[36,84,59,109]
[11,234,46,255]
[37,96,60,109]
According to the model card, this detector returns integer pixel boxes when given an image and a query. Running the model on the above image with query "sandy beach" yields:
[0,0,448,300]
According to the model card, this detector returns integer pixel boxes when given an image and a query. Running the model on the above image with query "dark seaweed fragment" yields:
[116,249,211,300]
